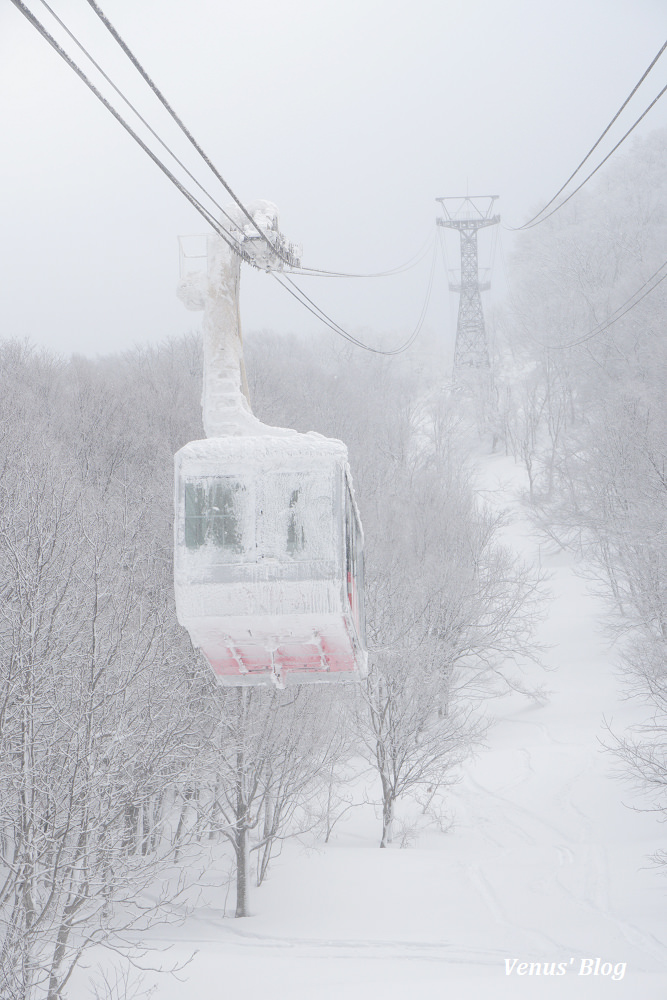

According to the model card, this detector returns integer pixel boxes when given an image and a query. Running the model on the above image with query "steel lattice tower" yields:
[436,195,499,376]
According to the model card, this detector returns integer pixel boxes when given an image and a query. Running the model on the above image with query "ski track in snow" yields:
[464,860,571,956]
[169,924,508,965]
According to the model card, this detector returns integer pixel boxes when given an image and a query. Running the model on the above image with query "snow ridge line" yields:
[152,925,510,965]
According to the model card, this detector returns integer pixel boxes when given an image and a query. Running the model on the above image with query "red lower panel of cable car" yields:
[194,618,361,687]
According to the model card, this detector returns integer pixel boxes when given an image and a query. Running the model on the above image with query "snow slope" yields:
[72,454,667,999]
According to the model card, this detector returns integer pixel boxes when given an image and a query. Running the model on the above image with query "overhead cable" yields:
[272,242,437,356]
[34,0,245,240]
[80,0,438,345]
[8,0,248,262]
[82,0,283,259]
[85,0,441,282]
[294,234,435,279]
[515,83,667,231]
[48,0,435,283]
[12,0,437,354]
[510,41,667,231]
[546,259,667,350]
[516,41,667,230]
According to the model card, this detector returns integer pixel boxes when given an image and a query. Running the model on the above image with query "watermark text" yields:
[504,958,626,981]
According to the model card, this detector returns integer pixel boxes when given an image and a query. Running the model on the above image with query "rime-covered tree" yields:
[496,128,667,866]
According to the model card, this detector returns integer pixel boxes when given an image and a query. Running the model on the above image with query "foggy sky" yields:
[1,0,666,359]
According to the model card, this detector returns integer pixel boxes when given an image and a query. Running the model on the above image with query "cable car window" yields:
[264,473,333,561]
[184,478,247,553]
[286,488,306,555]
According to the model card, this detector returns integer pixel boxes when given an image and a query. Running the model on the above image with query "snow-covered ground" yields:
[73,454,667,999]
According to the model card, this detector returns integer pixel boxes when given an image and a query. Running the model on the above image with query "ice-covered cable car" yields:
[174,432,366,686]
[174,201,367,687]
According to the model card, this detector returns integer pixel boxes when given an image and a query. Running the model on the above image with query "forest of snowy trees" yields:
[494,128,667,863]
[0,331,541,997]
[1,128,666,999]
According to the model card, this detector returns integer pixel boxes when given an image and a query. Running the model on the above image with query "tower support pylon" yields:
[436,195,499,377]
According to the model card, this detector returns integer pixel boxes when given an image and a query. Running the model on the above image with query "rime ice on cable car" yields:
[174,201,367,687]
[234,213,302,272]
[174,433,366,686]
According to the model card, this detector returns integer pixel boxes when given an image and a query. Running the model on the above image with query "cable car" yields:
[174,200,366,686]
[174,429,367,686]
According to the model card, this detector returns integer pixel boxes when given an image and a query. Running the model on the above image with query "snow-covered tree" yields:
[0,342,205,996]
[199,687,348,916]
[497,128,667,867]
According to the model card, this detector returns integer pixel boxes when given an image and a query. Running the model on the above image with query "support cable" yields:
[272,242,437,356]
[8,0,249,262]
[81,0,282,257]
[34,0,246,241]
[17,0,437,285]
[82,0,435,281]
[293,234,434,278]
[543,259,667,350]
[514,40,667,230]
[11,0,437,352]
[511,82,667,231]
